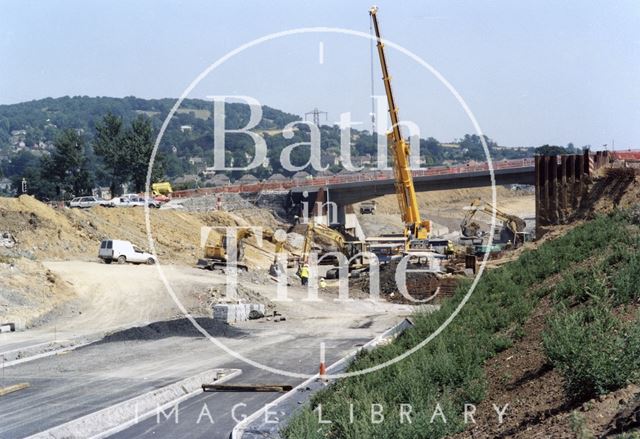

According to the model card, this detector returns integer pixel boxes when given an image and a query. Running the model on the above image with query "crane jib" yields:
[369,6,431,243]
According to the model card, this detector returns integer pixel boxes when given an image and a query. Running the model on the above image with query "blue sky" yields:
[1,0,638,148]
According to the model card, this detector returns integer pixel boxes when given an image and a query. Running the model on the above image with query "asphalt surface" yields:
[0,323,371,438]
[110,340,359,439]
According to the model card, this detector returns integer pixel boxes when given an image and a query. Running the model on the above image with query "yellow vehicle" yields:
[300,222,368,278]
[197,227,254,271]
[461,198,527,246]
[370,6,431,250]
[151,182,173,197]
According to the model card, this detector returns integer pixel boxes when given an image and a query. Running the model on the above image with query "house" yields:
[267,173,287,182]
[202,166,217,177]
[206,174,230,187]
[316,169,334,177]
[92,187,112,200]
[188,156,204,166]
[0,178,13,194]
[173,174,199,185]
[180,125,192,133]
[237,174,259,184]
[292,171,311,180]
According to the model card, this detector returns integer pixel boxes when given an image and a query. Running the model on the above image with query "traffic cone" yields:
[318,361,327,379]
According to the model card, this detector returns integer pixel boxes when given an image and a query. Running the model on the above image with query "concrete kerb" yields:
[26,368,241,439]
[231,318,414,439]
[1,339,93,368]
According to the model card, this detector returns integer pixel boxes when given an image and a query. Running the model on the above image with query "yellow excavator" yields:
[300,222,368,278]
[370,6,431,250]
[461,198,527,246]
[197,228,254,271]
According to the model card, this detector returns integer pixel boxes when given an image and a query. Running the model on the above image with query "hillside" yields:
[0,96,535,196]
[0,195,283,328]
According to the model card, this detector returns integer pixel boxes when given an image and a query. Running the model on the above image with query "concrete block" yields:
[213,304,265,323]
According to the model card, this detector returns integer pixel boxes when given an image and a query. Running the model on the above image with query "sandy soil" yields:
[0,196,285,327]
[356,186,535,237]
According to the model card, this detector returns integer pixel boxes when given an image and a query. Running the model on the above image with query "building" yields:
[237,174,259,184]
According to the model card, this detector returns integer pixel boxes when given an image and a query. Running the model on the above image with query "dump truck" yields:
[359,200,377,215]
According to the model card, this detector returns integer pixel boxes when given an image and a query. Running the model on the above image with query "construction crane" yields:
[370,6,431,249]
[460,198,527,246]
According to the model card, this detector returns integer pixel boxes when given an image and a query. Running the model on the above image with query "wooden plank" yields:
[0,383,30,396]
[202,384,292,393]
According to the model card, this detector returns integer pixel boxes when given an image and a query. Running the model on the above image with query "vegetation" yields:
[284,211,640,438]
[0,96,538,197]
[544,304,640,400]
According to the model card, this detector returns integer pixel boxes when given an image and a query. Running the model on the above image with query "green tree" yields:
[536,144,568,156]
[124,115,162,192]
[42,129,93,198]
[94,113,128,195]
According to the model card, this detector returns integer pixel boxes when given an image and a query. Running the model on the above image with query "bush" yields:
[543,305,640,401]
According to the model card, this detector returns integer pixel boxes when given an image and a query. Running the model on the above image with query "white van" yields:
[98,240,157,265]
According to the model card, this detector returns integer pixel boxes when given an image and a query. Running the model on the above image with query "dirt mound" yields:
[96,317,247,343]
[573,168,639,219]
[0,256,74,328]
[0,195,283,265]
[352,260,459,304]
[0,195,285,326]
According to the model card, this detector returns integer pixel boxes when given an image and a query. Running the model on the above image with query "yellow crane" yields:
[370,6,431,249]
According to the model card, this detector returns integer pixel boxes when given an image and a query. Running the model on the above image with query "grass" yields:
[284,211,639,438]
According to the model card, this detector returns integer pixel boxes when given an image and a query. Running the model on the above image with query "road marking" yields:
[318,41,324,64]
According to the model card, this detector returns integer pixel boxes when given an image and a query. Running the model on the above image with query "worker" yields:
[299,263,309,286]
[319,277,327,289]
[445,240,455,259]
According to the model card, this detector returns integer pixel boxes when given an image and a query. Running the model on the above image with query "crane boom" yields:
[369,6,430,245]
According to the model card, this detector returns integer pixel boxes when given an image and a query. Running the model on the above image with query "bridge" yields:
[172,158,536,202]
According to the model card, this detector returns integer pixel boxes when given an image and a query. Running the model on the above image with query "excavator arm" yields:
[370,6,430,245]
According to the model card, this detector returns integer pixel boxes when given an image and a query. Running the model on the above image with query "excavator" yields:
[299,221,368,279]
[460,198,527,247]
[197,228,254,271]
[370,6,431,251]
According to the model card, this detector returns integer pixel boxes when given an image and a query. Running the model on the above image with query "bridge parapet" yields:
[172,158,535,199]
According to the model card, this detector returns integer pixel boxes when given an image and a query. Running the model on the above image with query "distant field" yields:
[176,108,211,120]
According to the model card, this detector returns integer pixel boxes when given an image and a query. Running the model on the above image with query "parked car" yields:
[119,194,160,208]
[98,239,157,265]
[109,197,135,207]
[70,196,111,208]
[129,196,160,208]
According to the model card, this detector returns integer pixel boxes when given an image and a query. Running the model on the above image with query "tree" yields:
[42,129,93,198]
[535,144,568,156]
[94,113,127,195]
[124,115,162,192]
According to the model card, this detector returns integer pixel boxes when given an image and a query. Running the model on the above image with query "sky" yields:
[1,0,638,148]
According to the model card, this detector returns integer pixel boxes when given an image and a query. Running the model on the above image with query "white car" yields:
[70,196,111,208]
[120,194,160,208]
[98,239,157,265]
[109,197,134,207]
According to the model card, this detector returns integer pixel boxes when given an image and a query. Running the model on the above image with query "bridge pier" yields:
[535,150,610,235]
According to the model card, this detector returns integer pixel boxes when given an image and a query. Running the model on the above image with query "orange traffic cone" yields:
[318,361,327,379]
